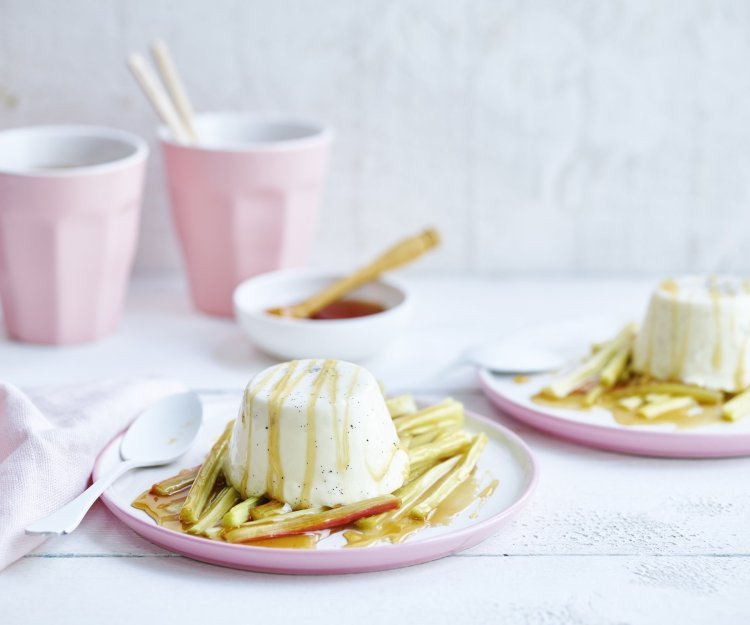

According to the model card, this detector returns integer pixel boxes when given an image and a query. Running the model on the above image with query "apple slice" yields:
[224,495,400,543]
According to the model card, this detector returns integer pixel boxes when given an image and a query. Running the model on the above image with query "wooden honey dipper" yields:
[268,228,441,319]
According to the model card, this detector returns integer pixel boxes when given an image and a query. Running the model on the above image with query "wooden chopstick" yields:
[150,40,199,142]
[128,52,192,144]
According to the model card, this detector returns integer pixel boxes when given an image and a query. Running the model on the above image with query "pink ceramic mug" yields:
[0,126,148,344]
[160,112,332,317]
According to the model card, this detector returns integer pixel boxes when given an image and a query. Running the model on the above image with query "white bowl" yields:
[233,268,412,361]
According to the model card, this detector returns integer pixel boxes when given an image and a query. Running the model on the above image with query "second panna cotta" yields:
[633,276,750,392]
[224,359,409,509]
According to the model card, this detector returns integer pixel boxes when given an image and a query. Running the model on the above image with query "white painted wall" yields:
[2,0,750,276]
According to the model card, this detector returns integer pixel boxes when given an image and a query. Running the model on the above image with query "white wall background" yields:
[2,0,750,276]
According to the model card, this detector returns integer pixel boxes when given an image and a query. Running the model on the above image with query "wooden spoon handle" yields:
[277,228,440,319]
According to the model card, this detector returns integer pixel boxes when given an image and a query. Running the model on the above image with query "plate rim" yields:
[478,367,750,458]
[93,398,539,572]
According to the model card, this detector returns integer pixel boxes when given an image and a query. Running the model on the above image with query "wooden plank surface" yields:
[4,554,749,625]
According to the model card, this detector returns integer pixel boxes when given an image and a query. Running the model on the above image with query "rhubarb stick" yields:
[542,324,635,399]
[393,399,463,436]
[582,384,604,407]
[386,395,418,418]
[600,341,631,387]
[405,431,439,448]
[180,422,233,523]
[637,397,695,420]
[356,455,461,530]
[723,388,750,421]
[410,433,488,520]
[611,383,721,404]
[249,500,292,521]
[222,496,262,529]
[408,431,471,467]
[151,466,200,495]
[188,486,239,535]
[224,495,400,543]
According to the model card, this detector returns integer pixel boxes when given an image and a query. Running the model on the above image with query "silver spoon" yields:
[26,391,203,536]
[399,341,564,393]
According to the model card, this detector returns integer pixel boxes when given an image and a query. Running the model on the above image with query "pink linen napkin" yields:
[0,378,186,571]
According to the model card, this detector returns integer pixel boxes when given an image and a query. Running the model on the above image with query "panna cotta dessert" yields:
[224,359,409,509]
[633,276,750,392]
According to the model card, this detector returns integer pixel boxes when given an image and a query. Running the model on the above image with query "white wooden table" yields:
[2,276,749,624]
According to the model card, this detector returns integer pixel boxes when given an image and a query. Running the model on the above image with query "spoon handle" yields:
[25,459,140,535]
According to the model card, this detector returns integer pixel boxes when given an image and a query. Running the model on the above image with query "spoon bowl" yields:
[465,341,566,374]
[121,392,203,463]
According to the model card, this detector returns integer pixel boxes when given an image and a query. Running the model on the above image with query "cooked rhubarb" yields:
[410,433,488,520]
[188,486,239,536]
[224,495,400,543]
[151,466,200,496]
[221,496,262,529]
[180,422,233,524]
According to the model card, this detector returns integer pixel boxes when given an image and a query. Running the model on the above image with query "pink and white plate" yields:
[478,318,750,458]
[93,394,538,574]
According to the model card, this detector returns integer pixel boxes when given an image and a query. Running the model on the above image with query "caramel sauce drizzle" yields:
[240,367,278,495]
[365,444,401,483]
[471,479,500,519]
[674,302,692,380]
[641,304,654,376]
[300,360,335,507]
[669,292,680,378]
[324,360,342,479]
[711,286,723,371]
[338,368,360,473]
[267,361,318,500]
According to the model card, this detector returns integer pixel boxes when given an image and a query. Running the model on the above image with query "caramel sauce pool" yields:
[310,299,385,320]
[342,473,495,548]
[132,469,495,550]
[532,390,725,429]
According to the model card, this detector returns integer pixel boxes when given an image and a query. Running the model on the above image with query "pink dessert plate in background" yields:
[477,318,750,458]
[93,393,538,574]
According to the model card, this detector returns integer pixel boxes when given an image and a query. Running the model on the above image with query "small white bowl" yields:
[233,268,412,361]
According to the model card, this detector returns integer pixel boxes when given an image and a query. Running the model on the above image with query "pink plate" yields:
[93,394,538,574]
[478,320,750,458]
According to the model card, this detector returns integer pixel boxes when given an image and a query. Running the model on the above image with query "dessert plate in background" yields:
[93,393,538,574]
[478,319,750,458]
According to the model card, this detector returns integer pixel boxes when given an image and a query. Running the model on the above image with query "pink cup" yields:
[160,112,332,317]
[0,126,148,344]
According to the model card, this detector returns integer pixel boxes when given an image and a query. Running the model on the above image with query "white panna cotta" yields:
[633,276,750,392]
[224,359,409,509]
